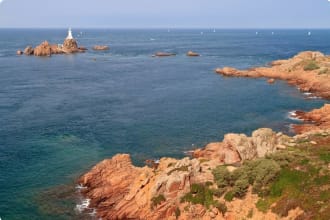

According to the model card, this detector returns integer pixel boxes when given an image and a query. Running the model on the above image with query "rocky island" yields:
[19,28,87,57]
[78,52,330,220]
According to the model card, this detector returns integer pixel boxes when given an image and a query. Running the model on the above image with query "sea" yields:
[0,29,329,219]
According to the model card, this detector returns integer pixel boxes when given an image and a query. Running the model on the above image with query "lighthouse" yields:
[66,28,73,40]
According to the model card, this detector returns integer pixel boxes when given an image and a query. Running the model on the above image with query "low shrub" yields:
[318,68,329,75]
[232,177,249,198]
[167,165,189,175]
[320,153,330,163]
[247,209,254,218]
[224,191,234,201]
[151,194,166,208]
[256,199,271,213]
[303,61,320,71]
[181,183,216,208]
[215,202,227,215]
[175,207,181,219]
[269,168,306,197]
[212,166,232,188]
[271,197,299,217]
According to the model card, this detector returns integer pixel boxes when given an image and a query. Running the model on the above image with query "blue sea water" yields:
[0,29,329,219]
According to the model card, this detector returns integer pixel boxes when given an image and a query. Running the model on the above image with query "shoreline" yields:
[77,51,330,220]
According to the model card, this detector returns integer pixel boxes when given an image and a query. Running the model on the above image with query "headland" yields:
[76,51,330,219]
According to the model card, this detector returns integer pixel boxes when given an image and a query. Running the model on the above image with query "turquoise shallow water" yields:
[0,29,329,219]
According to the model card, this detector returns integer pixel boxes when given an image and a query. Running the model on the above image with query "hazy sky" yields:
[0,0,330,28]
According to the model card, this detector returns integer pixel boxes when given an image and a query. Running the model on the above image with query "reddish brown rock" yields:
[292,104,330,133]
[187,51,200,57]
[34,41,52,56]
[215,51,330,99]
[154,52,176,57]
[193,128,288,163]
[92,45,109,51]
[78,154,209,220]
[267,78,275,84]
[24,46,34,55]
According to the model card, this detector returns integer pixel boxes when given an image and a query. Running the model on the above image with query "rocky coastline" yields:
[77,52,330,220]
[19,38,87,57]
[215,51,330,99]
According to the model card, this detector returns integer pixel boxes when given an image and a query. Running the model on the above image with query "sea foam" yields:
[287,111,302,121]
[75,199,90,213]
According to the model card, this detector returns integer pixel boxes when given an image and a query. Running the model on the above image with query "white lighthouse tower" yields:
[66,28,73,40]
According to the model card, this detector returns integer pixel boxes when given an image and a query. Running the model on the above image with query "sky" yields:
[0,0,330,28]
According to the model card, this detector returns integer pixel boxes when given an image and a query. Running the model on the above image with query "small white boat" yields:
[308,31,312,36]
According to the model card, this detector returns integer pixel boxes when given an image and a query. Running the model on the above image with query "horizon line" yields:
[1,27,330,30]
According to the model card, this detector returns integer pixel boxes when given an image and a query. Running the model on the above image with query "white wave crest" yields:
[287,111,302,121]
[75,199,90,213]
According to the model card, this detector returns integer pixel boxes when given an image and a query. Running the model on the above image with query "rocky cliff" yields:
[216,51,330,99]
[78,128,300,220]
[292,104,330,133]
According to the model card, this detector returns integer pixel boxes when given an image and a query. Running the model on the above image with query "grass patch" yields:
[304,61,320,71]
[167,165,189,175]
[215,202,227,215]
[269,168,306,197]
[319,68,329,75]
[319,152,330,163]
[199,158,210,163]
[256,199,272,213]
[271,197,300,217]
[151,194,166,208]
[247,209,254,218]
[224,191,234,202]
[175,207,181,219]
[314,175,330,185]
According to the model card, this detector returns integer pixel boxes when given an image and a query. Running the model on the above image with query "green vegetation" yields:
[258,135,330,219]
[199,158,210,163]
[151,194,166,209]
[224,191,234,201]
[167,165,189,175]
[319,67,329,75]
[303,60,320,71]
[215,202,227,214]
[180,133,330,219]
[212,158,281,199]
[247,209,254,218]
[181,183,216,208]
[175,207,181,219]
[320,152,330,162]
[256,199,272,213]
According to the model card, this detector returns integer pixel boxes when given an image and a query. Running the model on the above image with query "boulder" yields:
[34,41,52,56]
[194,128,286,163]
[63,38,78,52]
[223,133,256,160]
[187,51,200,56]
[193,142,241,164]
[267,78,275,84]
[252,128,277,157]
[154,52,176,57]
[93,45,109,51]
[16,50,23,55]
[24,46,34,55]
